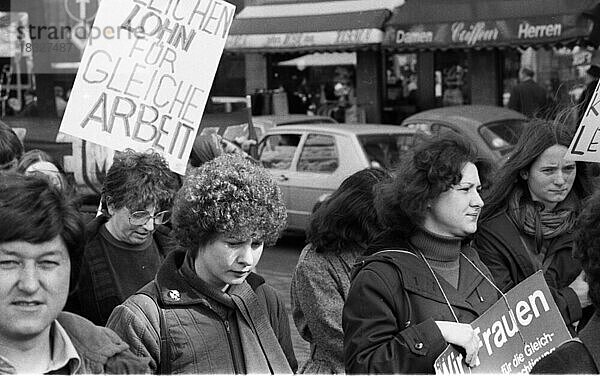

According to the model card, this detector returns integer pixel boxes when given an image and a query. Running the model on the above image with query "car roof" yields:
[402,105,527,128]
[253,114,337,125]
[264,123,416,136]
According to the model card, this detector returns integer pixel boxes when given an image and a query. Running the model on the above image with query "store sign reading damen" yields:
[395,29,433,44]
[434,272,571,374]
[59,0,235,174]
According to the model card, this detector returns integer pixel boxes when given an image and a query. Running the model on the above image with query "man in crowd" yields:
[508,67,549,118]
[67,150,180,325]
[0,173,150,373]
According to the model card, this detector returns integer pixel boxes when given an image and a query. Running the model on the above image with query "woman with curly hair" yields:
[474,120,593,333]
[67,150,181,325]
[343,135,499,374]
[291,168,389,374]
[107,154,297,374]
[531,191,600,373]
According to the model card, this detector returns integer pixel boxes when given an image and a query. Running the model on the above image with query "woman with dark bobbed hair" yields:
[343,135,499,374]
[291,168,390,374]
[474,119,594,332]
[531,191,600,373]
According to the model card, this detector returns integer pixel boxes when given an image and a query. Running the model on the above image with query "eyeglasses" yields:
[129,210,171,226]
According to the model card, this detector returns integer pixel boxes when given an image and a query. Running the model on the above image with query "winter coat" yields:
[474,209,585,329]
[67,215,177,326]
[507,79,549,118]
[58,311,151,374]
[106,250,297,374]
[343,231,499,374]
[291,244,362,374]
[531,312,600,373]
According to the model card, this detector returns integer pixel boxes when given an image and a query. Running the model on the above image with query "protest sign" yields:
[59,0,235,174]
[434,271,571,374]
[566,80,600,163]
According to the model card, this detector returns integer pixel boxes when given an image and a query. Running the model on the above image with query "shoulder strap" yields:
[354,249,415,328]
[137,282,171,375]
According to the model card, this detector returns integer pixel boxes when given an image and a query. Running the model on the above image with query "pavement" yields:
[255,234,311,366]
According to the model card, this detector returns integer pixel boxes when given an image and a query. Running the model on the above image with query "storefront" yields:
[226,0,404,123]
[382,0,599,123]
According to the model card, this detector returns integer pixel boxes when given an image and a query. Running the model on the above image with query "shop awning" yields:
[383,0,598,51]
[226,0,404,53]
[278,52,356,68]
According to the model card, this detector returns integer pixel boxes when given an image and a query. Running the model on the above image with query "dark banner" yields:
[384,15,591,50]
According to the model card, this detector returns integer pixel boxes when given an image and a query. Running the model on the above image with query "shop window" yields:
[258,134,301,170]
[297,134,339,173]
[435,51,470,107]
[383,53,418,124]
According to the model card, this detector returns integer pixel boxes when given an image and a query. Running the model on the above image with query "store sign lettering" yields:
[395,29,433,44]
[451,22,499,46]
[518,22,562,39]
[265,33,315,47]
[335,29,372,44]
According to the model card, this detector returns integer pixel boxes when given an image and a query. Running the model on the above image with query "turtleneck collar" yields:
[180,252,235,309]
[409,227,462,262]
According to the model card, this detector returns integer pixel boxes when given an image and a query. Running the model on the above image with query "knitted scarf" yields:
[507,187,577,252]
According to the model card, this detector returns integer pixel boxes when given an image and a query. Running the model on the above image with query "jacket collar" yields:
[363,230,486,314]
[578,312,600,369]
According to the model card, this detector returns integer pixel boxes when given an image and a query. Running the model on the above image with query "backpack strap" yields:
[137,282,171,375]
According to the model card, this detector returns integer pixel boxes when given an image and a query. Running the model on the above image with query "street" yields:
[255,233,311,366]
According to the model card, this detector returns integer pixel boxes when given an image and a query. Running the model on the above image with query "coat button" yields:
[415,342,424,350]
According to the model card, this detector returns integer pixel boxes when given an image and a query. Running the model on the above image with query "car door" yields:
[258,132,303,225]
[285,132,358,231]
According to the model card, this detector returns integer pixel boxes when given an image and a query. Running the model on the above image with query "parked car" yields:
[257,123,416,232]
[400,105,527,165]
[200,114,337,142]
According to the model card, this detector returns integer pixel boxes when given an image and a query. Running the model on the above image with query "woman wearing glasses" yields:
[66,150,181,326]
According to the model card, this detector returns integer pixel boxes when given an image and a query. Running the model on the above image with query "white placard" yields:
[60,0,236,174]
[566,80,600,163]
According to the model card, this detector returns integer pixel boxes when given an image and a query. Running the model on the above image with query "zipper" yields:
[223,318,242,374]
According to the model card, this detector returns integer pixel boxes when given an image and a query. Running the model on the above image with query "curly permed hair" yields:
[573,192,600,309]
[102,150,181,211]
[173,154,287,252]
[374,134,488,238]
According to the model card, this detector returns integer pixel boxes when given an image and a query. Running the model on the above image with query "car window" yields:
[478,120,525,154]
[358,134,415,169]
[297,134,339,173]
[404,122,446,135]
[222,124,264,141]
[258,134,301,170]
[279,118,337,125]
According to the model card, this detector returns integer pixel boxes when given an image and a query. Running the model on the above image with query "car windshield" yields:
[358,133,415,170]
[478,120,525,155]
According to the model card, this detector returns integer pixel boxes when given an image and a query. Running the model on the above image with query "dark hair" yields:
[102,150,181,212]
[521,67,535,78]
[482,119,592,220]
[307,168,390,254]
[173,154,287,254]
[0,121,23,168]
[0,173,84,293]
[374,134,486,238]
[573,192,600,308]
[17,149,73,194]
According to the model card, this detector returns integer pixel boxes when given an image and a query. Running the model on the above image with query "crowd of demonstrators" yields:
[0,121,23,172]
[291,168,389,374]
[531,190,600,373]
[0,173,150,374]
[474,120,594,333]
[65,150,181,326]
[107,154,297,374]
[343,135,499,374]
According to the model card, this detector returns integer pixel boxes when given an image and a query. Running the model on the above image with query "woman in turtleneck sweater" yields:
[343,135,500,374]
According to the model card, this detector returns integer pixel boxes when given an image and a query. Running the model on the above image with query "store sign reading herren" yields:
[434,272,571,374]
[60,0,235,174]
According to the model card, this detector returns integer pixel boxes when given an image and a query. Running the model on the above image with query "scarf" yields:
[507,187,577,252]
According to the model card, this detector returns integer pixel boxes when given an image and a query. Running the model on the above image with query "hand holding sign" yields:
[436,321,482,368]
[59,0,236,174]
